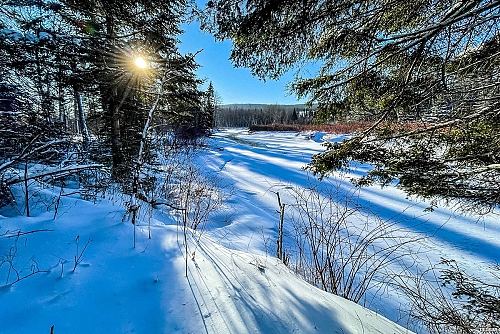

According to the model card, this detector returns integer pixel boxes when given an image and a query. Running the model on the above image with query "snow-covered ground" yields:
[1,128,498,333]
[199,129,500,331]
[204,129,499,264]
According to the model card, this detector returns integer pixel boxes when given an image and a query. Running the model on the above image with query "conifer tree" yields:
[1,1,206,184]
[204,0,500,212]
[204,81,217,129]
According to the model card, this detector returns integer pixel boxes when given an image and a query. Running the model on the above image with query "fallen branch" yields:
[150,199,185,211]
[8,268,50,286]
[6,164,105,186]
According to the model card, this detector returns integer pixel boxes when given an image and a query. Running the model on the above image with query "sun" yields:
[135,56,148,69]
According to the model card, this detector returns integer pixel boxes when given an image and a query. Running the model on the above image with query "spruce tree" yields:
[0,0,207,195]
[204,0,500,212]
[203,81,217,129]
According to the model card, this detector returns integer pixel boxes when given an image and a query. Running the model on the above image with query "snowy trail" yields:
[202,129,326,253]
[205,129,500,262]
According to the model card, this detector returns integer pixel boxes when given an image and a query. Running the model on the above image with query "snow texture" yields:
[2,129,498,333]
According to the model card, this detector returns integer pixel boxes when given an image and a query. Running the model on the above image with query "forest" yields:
[0,0,216,200]
[215,104,317,127]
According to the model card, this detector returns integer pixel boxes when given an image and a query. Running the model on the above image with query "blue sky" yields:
[179,22,307,105]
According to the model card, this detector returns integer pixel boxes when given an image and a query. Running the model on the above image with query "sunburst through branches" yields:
[102,46,156,94]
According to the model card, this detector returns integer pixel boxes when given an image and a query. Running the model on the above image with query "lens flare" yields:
[135,57,147,69]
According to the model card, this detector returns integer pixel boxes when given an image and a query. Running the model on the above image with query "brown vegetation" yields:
[249,123,371,134]
[249,122,427,134]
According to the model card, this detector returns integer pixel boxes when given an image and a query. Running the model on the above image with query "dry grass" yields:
[249,123,371,134]
[249,122,428,134]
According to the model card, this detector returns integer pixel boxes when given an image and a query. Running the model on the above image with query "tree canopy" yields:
[204,0,500,213]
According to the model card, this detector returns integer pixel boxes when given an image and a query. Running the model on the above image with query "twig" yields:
[1,229,53,239]
[73,237,92,272]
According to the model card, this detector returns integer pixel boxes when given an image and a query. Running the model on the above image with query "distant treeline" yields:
[215,104,317,127]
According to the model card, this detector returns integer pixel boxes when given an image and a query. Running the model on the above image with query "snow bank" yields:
[0,193,410,333]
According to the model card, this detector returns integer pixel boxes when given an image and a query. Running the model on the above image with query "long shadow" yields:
[210,143,319,188]
[341,182,500,260]
[188,233,395,334]
[211,131,500,264]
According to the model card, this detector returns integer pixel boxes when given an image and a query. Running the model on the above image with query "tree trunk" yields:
[104,15,123,179]
[75,89,90,149]
[275,192,285,261]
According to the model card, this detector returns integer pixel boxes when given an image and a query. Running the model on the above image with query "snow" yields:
[200,129,500,330]
[0,29,23,41]
[37,32,53,41]
[0,28,68,45]
[1,128,498,333]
